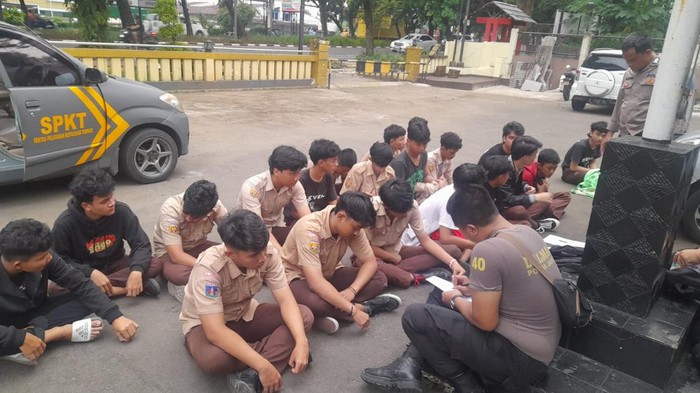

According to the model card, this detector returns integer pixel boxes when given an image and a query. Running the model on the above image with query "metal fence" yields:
[516,32,667,59]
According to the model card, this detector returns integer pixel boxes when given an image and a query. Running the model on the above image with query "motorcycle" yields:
[118,25,158,45]
[562,65,576,101]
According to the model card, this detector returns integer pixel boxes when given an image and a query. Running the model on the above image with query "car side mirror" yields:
[85,68,107,84]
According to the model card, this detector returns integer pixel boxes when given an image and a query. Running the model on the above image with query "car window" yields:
[401,35,414,40]
[420,35,433,41]
[581,54,628,72]
[0,34,79,87]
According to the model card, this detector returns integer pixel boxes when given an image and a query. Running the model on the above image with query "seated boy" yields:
[52,168,161,298]
[286,139,340,224]
[333,148,357,194]
[561,121,607,185]
[341,142,395,197]
[426,132,462,186]
[153,180,227,302]
[1,219,139,366]
[402,164,485,256]
[391,117,436,203]
[477,121,525,166]
[283,192,401,335]
[522,148,571,219]
[363,179,465,289]
[361,124,406,162]
[237,146,310,250]
[180,210,313,393]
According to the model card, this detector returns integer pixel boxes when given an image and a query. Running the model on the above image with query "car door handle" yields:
[25,100,40,110]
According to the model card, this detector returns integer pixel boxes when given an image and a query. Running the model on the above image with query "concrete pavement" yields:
[0,80,698,393]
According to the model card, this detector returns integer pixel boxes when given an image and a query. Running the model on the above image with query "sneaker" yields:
[536,218,560,232]
[167,281,185,303]
[227,368,262,393]
[0,353,38,366]
[313,317,339,334]
[364,294,401,317]
[535,226,546,233]
[141,278,161,297]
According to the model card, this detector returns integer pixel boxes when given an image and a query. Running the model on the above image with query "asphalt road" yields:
[0,79,698,393]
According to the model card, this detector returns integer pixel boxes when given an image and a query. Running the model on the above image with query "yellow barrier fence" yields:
[64,41,330,87]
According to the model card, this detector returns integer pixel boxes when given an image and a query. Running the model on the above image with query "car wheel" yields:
[120,128,178,184]
[682,188,700,243]
[572,99,586,111]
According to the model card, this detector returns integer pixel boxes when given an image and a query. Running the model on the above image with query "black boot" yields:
[446,370,485,393]
[360,344,423,392]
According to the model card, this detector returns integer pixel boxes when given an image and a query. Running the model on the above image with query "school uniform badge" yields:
[249,187,260,198]
[204,282,221,298]
[308,241,320,254]
[168,225,179,233]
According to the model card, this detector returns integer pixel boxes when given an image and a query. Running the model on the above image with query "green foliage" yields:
[65,0,109,41]
[356,52,404,62]
[154,0,182,42]
[565,0,673,38]
[216,3,256,37]
[4,8,25,26]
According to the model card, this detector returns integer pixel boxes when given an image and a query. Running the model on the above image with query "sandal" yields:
[71,318,102,343]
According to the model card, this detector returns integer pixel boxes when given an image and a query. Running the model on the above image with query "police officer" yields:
[607,32,659,139]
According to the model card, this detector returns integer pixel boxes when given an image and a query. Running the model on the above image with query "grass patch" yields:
[356,53,404,62]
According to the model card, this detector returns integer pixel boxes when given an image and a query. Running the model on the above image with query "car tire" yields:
[572,99,586,111]
[682,188,700,243]
[563,88,570,101]
[119,128,179,184]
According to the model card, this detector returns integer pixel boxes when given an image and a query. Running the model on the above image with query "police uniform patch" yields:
[644,77,655,85]
[169,225,179,233]
[204,283,220,298]
[344,178,353,189]
[309,241,320,254]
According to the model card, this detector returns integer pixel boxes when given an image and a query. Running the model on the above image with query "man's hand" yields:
[19,332,46,361]
[452,275,472,296]
[112,316,139,342]
[258,361,282,393]
[90,270,113,296]
[524,184,536,194]
[450,260,466,277]
[289,342,310,374]
[437,177,447,189]
[353,308,370,329]
[536,179,549,193]
[535,193,553,204]
[125,271,143,297]
[674,249,700,268]
[387,253,402,264]
[339,288,356,302]
[441,289,463,306]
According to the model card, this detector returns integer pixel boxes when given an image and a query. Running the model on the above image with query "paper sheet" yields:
[543,234,585,249]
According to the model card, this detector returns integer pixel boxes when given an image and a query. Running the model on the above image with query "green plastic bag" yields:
[571,169,599,198]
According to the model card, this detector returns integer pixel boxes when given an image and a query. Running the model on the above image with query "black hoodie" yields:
[52,199,152,277]
[0,252,122,351]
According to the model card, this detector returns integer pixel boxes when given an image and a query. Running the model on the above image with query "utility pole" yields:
[450,0,465,66]
[458,0,471,63]
[298,0,305,50]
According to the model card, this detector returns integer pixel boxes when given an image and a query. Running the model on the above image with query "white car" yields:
[570,49,628,111]
[390,34,437,53]
[143,14,208,37]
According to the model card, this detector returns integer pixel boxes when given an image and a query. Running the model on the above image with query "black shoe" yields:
[422,267,453,282]
[142,278,161,297]
[447,371,485,393]
[364,293,401,317]
[227,368,263,393]
[361,356,422,392]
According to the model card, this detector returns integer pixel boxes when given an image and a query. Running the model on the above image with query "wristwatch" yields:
[449,295,464,310]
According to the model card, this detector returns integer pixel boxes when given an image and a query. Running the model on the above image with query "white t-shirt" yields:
[401,184,458,246]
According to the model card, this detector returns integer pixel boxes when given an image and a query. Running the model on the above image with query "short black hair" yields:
[268,146,308,172]
[483,156,511,180]
[447,185,499,228]
[370,142,394,167]
[440,132,462,150]
[590,121,608,134]
[333,192,376,228]
[502,121,525,138]
[183,180,219,217]
[338,148,357,168]
[383,124,406,144]
[218,210,269,252]
[69,167,116,204]
[453,163,487,192]
[309,139,341,165]
[0,219,53,262]
[379,179,414,213]
[407,117,430,144]
[537,149,561,165]
[621,32,653,53]
[511,136,542,161]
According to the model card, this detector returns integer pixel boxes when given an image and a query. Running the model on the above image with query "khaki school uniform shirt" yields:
[152,194,228,257]
[340,161,396,197]
[426,148,453,184]
[282,205,374,282]
[609,57,659,136]
[360,149,402,163]
[179,243,288,335]
[366,197,425,254]
[236,170,308,228]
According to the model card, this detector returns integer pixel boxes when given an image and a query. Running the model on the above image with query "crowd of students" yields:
[0,117,603,393]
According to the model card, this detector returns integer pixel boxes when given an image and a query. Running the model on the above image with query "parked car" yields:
[390,34,437,53]
[672,132,700,243]
[0,22,189,185]
[143,14,208,37]
[570,48,628,112]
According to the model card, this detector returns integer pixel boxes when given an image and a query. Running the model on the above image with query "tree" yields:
[217,2,256,38]
[154,0,183,42]
[114,0,134,28]
[180,0,193,36]
[361,0,376,54]
[565,0,673,37]
[220,0,237,38]
[347,0,361,37]
[65,0,110,41]
[4,8,25,25]
[309,0,345,36]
